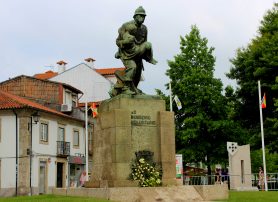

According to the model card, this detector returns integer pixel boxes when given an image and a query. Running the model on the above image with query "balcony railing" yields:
[57,141,70,156]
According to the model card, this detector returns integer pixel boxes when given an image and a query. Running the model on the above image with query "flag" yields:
[261,93,266,109]
[174,95,182,110]
[90,103,98,118]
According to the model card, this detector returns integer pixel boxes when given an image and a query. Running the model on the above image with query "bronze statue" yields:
[112,6,157,96]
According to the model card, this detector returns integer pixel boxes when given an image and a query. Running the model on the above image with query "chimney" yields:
[85,58,96,68]
[57,60,67,73]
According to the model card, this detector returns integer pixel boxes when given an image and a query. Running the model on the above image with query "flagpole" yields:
[258,80,268,191]
[85,102,89,181]
[169,80,173,112]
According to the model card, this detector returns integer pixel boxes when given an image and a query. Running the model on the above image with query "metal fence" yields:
[183,173,278,191]
[252,173,278,191]
[183,175,229,186]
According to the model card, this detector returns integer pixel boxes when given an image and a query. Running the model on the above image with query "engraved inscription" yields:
[131,110,156,126]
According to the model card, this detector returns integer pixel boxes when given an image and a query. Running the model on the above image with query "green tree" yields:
[267,76,278,151]
[166,25,243,175]
[155,89,170,111]
[251,149,278,173]
[227,4,278,152]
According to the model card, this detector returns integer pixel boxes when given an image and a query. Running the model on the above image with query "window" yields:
[40,122,49,143]
[73,130,79,147]
[65,91,72,106]
[58,127,65,141]
[72,94,77,107]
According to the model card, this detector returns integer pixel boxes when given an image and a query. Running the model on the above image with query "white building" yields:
[35,59,125,103]
[0,88,86,196]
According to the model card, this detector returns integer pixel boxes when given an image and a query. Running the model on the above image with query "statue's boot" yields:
[136,88,145,94]
[149,58,158,65]
[130,82,144,95]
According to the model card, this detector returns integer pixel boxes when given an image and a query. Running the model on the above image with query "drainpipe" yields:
[29,116,33,196]
[85,102,89,181]
[12,110,18,196]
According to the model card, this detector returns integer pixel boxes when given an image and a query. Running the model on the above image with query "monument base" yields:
[53,185,229,202]
[86,95,176,188]
[85,179,137,188]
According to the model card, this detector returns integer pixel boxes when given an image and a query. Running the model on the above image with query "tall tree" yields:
[227,3,278,152]
[167,25,242,175]
[267,76,278,151]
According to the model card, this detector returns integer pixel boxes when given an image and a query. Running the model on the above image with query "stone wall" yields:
[18,116,31,195]
[0,75,61,106]
[194,184,229,201]
[229,144,253,190]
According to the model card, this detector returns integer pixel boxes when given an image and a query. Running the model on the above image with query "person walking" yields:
[79,171,86,187]
[258,166,265,191]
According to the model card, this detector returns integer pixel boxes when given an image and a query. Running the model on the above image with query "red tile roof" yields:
[34,67,125,80]
[0,90,73,119]
[5,75,82,94]
[95,67,125,75]
[34,70,58,80]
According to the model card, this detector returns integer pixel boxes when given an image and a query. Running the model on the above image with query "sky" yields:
[0,0,276,95]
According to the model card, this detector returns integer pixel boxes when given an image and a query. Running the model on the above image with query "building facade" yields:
[0,76,88,196]
[0,59,123,196]
[0,90,86,196]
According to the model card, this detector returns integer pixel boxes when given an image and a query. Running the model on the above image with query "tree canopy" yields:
[156,3,278,174]
[165,25,244,174]
[227,3,278,152]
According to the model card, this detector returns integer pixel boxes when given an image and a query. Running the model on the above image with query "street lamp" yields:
[32,112,40,124]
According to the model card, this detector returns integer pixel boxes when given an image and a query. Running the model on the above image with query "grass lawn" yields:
[0,195,114,202]
[218,191,278,202]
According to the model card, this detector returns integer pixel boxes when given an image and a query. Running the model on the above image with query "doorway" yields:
[39,161,47,194]
[56,162,64,188]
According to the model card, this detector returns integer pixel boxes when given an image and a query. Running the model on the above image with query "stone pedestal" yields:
[86,95,176,187]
